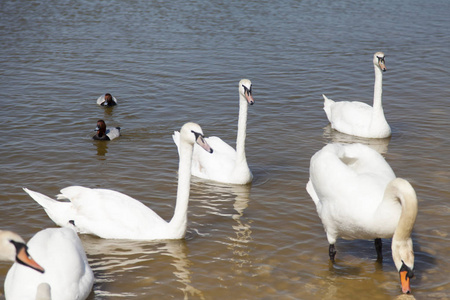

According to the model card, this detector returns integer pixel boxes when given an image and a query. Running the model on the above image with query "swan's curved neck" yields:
[169,140,193,233]
[388,180,418,242]
[377,179,417,242]
[373,66,383,110]
[235,94,248,166]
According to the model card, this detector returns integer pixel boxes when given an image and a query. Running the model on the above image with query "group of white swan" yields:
[2,53,418,297]
[309,52,417,294]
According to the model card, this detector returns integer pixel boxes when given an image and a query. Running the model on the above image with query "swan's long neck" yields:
[169,139,194,234]
[372,65,383,111]
[379,178,417,271]
[235,94,248,167]
[387,179,418,242]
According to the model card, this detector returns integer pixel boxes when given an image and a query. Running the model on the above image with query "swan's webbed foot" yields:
[329,244,337,262]
[375,238,383,261]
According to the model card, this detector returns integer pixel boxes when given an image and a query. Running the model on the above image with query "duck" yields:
[4,227,94,300]
[306,143,417,294]
[173,79,254,185]
[96,93,117,106]
[23,122,213,240]
[322,52,391,138]
[92,119,120,141]
[0,230,44,274]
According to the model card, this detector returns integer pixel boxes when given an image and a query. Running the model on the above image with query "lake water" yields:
[1,0,449,299]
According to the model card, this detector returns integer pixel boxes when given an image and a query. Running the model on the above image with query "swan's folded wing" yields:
[329,101,373,134]
[59,186,166,239]
[306,179,322,212]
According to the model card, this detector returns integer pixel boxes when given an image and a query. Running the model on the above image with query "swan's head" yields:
[389,178,418,294]
[95,119,107,136]
[0,230,45,273]
[392,239,415,294]
[180,122,213,153]
[373,52,386,72]
[239,79,255,105]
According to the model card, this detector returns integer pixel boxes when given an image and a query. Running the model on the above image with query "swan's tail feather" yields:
[23,188,73,228]
[322,94,334,122]
[172,131,181,152]
[23,188,58,209]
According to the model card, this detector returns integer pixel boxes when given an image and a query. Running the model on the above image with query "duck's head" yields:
[104,93,113,104]
[180,122,213,153]
[239,79,255,105]
[95,120,107,136]
[373,52,386,72]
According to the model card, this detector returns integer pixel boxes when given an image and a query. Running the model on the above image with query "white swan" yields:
[0,230,44,274]
[322,52,391,138]
[306,143,417,294]
[23,122,213,240]
[4,227,94,300]
[173,79,254,185]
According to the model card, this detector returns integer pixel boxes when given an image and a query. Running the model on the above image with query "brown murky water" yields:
[1,0,449,299]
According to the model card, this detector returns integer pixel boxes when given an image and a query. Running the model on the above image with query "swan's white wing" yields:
[308,143,396,241]
[328,101,374,136]
[5,228,94,300]
[24,187,169,239]
[59,186,168,239]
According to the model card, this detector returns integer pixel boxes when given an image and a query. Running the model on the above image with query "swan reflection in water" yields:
[323,124,391,154]
[80,236,204,299]
[190,180,253,272]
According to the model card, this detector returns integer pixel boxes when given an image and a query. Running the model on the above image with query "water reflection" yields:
[228,184,252,272]
[190,181,253,273]
[81,236,203,299]
[323,125,391,154]
[100,106,116,117]
[93,140,108,156]
[159,241,205,300]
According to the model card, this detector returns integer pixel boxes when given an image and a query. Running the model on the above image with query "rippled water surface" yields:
[1,0,449,299]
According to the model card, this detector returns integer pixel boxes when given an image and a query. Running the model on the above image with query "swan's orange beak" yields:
[194,133,213,154]
[400,270,411,294]
[379,61,387,72]
[17,247,45,273]
[245,91,254,105]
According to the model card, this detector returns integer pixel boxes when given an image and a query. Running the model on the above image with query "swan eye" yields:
[377,56,385,64]
[242,85,252,95]
[190,130,203,139]
[400,260,414,278]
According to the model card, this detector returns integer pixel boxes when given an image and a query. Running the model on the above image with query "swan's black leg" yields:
[329,244,337,262]
[375,238,383,261]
